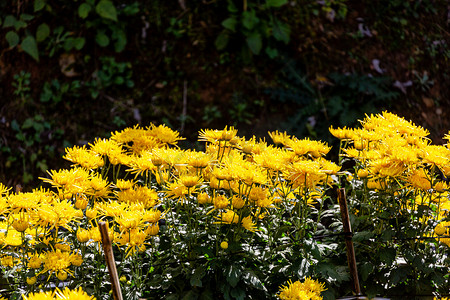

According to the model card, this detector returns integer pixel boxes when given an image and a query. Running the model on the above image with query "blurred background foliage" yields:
[0,0,449,189]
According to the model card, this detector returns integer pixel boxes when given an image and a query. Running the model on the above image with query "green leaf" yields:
[78,3,92,19]
[379,247,396,265]
[5,31,20,48]
[243,269,266,291]
[266,0,288,7]
[95,32,110,47]
[190,266,205,288]
[352,231,374,242]
[227,0,238,13]
[74,37,86,50]
[3,15,17,28]
[36,23,50,42]
[182,290,199,300]
[34,0,46,12]
[199,289,214,300]
[11,120,20,132]
[95,0,118,22]
[20,14,34,21]
[20,35,39,61]
[265,47,278,58]
[112,29,127,52]
[242,10,259,30]
[22,118,34,129]
[222,17,237,32]
[295,258,310,278]
[226,264,242,288]
[246,32,262,55]
[230,287,245,300]
[360,262,373,281]
[215,31,229,50]
[13,20,27,31]
[272,20,290,44]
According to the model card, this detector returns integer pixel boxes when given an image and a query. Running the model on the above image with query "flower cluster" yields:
[278,277,326,300]
[0,113,448,298]
[22,287,95,300]
[330,111,450,246]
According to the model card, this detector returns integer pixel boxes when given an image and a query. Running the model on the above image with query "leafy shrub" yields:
[0,113,450,299]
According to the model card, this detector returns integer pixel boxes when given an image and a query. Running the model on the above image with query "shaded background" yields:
[0,0,449,189]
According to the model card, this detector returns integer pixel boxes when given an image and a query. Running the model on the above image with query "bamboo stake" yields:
[99,221,123,300]
[337,188,361,296]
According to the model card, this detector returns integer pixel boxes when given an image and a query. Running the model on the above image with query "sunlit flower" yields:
[76,228,90,243]
[115,179,135,190]
[41,249,75,279]
[63,145,104,169]
[278,277,326,300]
[198,192,212,205]
[165,181,188,201]
[269,130,291,145]
[22,290,55,300]
[28,254,43,269]
[215,210,239,224]
[241,216,257,232]
[213,194,229,210]
[148,123,185,146]
[26,276,37,285]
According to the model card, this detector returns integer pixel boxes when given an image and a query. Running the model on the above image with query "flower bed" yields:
[0,112,449,299]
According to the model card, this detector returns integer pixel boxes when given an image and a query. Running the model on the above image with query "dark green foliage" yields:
[266,61,399,142]
[0,0,448,189]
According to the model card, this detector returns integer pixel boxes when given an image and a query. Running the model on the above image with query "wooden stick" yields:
[337,188,361,295]
[99,221,123,300]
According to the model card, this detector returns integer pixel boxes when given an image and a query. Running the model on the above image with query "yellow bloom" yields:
[0,255,20,267]
[215,210,239,224]
[27,276,37,285]
[213,194,229,210]
[278,277,326,300]
[76,228,90,243]
[357,169,369,178]
[12,218,29,232]
[142,209,161,223]
[268,130,291,146]
[179,174,202,188]
[57,270,68,281]
[220,241,228,249]
[231,195,245,209]
[28,254,43,269]
[286,137,331,158]
[198,192,212,205]
[165,181,189,201]
[187,151,212,169]
[328,126,353,140]
[88,174,110,199]
[41,249,74,278]
[148,123,185,146]
[22,290,55,300]
[89,137,122,157]
[435,223,447,236]
[146,223,160,236]
[63,145,104,169]
[409,168,432,191]
[198,128,223,144]
[55,287,96,300]
[115,179,135,190]
[241,216,257,232]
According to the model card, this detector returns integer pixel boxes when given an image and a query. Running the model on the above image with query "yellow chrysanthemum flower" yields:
[55,287,96,300]
[241,216,257,232]
[63,145,104,169]
[22,290,55,300]
[278,277,326,300]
